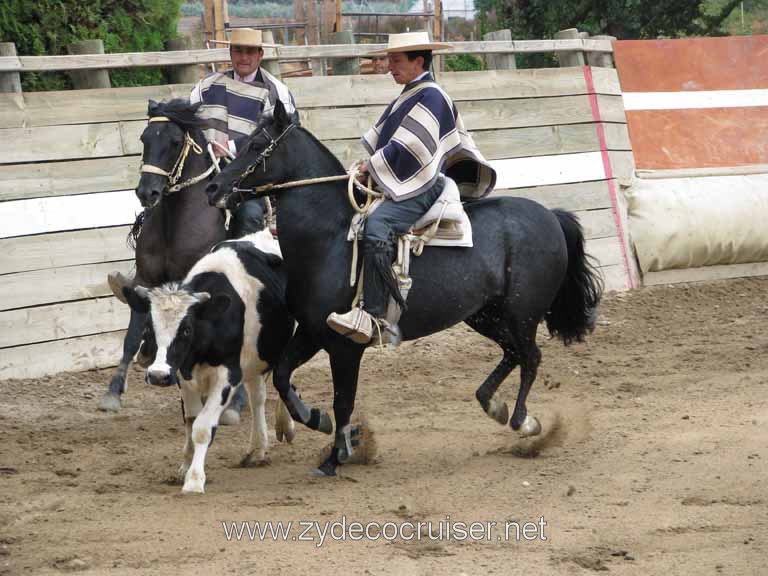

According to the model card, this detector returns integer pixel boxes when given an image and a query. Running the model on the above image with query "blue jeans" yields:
[364,180,444,244]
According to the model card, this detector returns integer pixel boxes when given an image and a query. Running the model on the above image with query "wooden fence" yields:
[0,38,613,74]
[0,38,635,380]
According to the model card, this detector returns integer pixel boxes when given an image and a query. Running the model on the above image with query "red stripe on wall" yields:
[583,66,635,289]
[626,107,768,170]
[614,36,768,92]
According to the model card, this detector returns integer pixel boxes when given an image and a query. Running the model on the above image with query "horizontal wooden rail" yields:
[0,39,613,73]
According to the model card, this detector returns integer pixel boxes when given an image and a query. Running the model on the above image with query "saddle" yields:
[346,175,473,253]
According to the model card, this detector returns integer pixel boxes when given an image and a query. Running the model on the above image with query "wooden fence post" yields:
[261,30,282,79]
[0,43,22,93]
[483,29,516,70]
[66,39,111,89]
[165,38,201,84]
[329,31,359,75]
[335,0,343,34]
[587,35,616,67]
[307,0,326,76]
[554,28,585,67]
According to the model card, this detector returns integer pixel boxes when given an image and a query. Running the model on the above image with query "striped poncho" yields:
[363,73,496,202]
[190,68,297,156]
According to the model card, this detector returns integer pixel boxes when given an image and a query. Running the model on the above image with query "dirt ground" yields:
[1,277,766,575]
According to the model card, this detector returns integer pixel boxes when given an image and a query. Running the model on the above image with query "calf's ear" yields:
[124,285,151,314]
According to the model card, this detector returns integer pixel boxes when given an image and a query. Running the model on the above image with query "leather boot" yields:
[327,241,404,345]
[108,271,135,304]
[326,307,374,344]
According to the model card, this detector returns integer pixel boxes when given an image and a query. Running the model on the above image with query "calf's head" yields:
[123,284,232,386]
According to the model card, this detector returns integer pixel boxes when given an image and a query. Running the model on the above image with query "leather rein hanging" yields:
[140,116,220,194]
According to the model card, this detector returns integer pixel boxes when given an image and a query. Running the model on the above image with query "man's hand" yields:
[211,140,231,159]
[356,160,369,184]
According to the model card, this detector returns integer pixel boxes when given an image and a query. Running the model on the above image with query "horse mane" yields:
[127,210,146,250]
[297,126,347,175]
[151,99,206,131]
[248,112,347,176]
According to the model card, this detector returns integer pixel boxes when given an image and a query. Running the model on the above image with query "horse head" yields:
[137,99,204,209]
[206,99,296,210]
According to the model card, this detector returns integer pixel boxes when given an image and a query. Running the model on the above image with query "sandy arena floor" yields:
[1,277,766,575]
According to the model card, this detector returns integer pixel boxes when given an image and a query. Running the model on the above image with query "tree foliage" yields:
[0,0,183,91]
[475,0,765,40]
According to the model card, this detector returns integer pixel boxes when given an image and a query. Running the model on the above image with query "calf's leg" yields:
[240,372,270,467]
[182,365,242,494]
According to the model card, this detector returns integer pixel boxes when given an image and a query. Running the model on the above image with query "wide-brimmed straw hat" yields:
[210,28,277,48]
[367,31,452,56]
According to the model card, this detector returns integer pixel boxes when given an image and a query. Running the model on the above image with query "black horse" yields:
[100,99,268,412]
[205,101,603,476]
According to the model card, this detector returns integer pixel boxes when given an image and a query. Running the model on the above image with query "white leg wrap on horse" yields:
[520,415,542,437]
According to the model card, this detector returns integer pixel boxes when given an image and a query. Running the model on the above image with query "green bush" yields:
[445,53,484,72]
[0,0,183,91]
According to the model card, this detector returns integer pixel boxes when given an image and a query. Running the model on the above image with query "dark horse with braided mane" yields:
[205,100,603,476]
[99,99,267,413]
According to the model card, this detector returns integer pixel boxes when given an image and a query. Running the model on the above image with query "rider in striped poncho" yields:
[327,32,497,345]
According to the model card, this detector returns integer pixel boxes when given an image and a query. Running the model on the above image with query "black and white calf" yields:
[123,230,295,494]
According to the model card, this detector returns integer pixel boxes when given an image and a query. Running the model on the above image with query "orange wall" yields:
[614,36,768,170]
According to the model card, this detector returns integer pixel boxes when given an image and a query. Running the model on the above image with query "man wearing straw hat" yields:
[111,30,297,301]
[108,28,298,424]
[327,31,497,345]
[191,27,298,161]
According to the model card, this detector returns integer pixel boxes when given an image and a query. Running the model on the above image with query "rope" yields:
[245,173,349,195]
[168,162,217,193]
[412,199,449,256]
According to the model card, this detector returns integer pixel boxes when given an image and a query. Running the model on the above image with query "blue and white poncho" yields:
[363,73,496,202]
[190,68,297,156]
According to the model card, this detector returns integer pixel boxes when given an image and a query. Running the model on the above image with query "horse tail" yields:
[126,210,146,251]
[545,209,604,345]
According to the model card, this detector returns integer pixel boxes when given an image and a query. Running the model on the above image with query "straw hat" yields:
[210,28,277,48]
[367,31,452,56]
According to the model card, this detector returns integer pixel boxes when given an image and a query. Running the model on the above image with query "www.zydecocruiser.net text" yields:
[222,515,548,547]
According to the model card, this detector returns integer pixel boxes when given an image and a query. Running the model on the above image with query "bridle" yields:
[229,123,297,200]
[218,122,381,214]
[140,116,219,194]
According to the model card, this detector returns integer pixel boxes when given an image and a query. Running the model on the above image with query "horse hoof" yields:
[98,393,122,413]
[240,453,270,468]
[220,408,241,426]
[311,463,337,477]
[519,415,542,438]
[283,427,296,444]
[488,397,509,426]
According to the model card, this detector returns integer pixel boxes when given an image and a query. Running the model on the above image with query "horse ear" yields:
[273,99,288,129]
[147,99,159,116]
